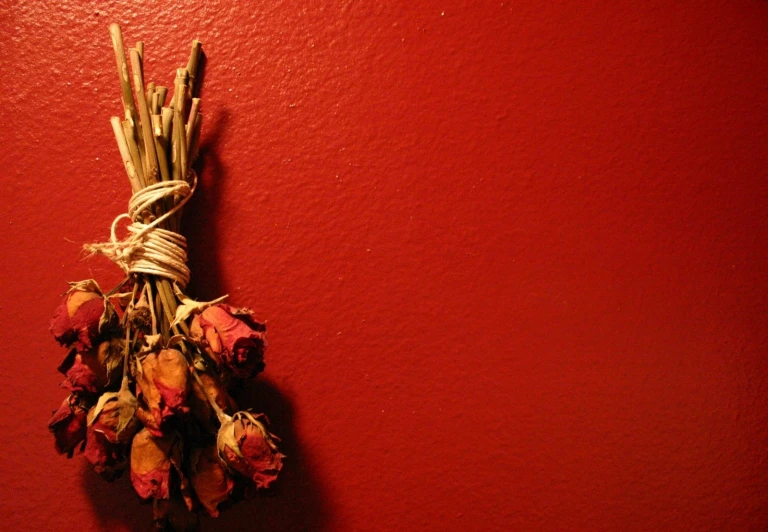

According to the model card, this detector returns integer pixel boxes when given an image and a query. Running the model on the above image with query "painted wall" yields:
[1,1,767,530]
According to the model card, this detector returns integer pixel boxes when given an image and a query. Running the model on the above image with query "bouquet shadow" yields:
[81,378,330,531]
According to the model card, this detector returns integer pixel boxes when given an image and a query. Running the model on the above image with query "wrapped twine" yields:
[84,174,196,288]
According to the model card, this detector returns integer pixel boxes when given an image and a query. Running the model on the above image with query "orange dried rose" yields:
[189,444,234,517]
[217,411,284,489]
[135,349,190,436]
[130,428,174,500]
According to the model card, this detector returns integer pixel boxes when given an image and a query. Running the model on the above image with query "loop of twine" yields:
[84,172,197,288]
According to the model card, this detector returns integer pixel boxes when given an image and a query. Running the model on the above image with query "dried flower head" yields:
[191,305,266,379]
[216,411,284,489]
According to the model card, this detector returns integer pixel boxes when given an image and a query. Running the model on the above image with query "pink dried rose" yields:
[48,395,88,457]
[217,411,284,489]
[50,287,114,351]
[189,444,234,517]
[135,349,190,436]
[190,304,266,379]
[130,428,173,500]
[84,405,129,480]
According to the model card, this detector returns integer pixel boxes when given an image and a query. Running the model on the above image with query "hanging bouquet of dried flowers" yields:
[47,24,283,530]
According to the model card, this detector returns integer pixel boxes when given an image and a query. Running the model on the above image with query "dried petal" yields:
[135,349,189,436]
[189,444,234,517]
[130,428,173,500]
[48,395,88,457]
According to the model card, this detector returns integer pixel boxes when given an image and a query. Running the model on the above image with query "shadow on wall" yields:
[81,104,331,531]
[81,380,330,531]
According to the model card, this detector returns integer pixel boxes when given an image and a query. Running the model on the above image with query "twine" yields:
[85,173,197,287]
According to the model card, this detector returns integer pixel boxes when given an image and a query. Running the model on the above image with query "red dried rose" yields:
[135,349,190,436]
[50,287,112,351]
[60,350,107,394]
[217,411,284,489]
[189,444,234,517]
[48,395,88,457]
[131,428,174,500]
[190,305,266,379]
[84,406,129,480]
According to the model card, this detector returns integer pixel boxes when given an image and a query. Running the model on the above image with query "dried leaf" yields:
[171,285,227,328]
[68,279,103,295]
[216,414,244,459]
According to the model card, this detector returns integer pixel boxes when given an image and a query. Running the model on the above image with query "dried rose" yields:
[130,428,173,500]
[190,304,266,379]
[60,351,106,394]
[50,286,114,351]
[217,411,284,488]
[48,395,88,457]
[84,406,129,480]
[189,371,238,433]
[88,379,140,444]
[135,349,189,436]
[189,444,234,517]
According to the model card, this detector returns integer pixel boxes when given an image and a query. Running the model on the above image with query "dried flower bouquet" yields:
[47,24,283,530]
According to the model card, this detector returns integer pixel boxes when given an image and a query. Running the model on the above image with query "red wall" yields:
[1,1,767,530]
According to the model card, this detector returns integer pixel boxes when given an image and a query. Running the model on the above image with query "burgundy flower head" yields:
[48,395,88,457]
[50,288,112,351]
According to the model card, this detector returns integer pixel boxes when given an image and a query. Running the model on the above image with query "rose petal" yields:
[190,444,234,517]
[130,429,173,500]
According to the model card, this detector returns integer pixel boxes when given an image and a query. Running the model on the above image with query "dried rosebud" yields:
[130,428,174,501]
[189,444,234,517]
[191,305,266,379]
[127,290,152,332]
[48,395,88,457]
[84,406,129,480]
[217,411,284,489]
[88,382,140,444]
[50,287,114,351]
[95,338,125,387]
[60,350,107,394]
[135,349,189,436]
[189,371,238,433]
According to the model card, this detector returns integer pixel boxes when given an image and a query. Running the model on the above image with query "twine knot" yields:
[84,174,196,287]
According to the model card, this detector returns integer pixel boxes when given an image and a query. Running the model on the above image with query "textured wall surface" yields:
[1,1,767,530]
